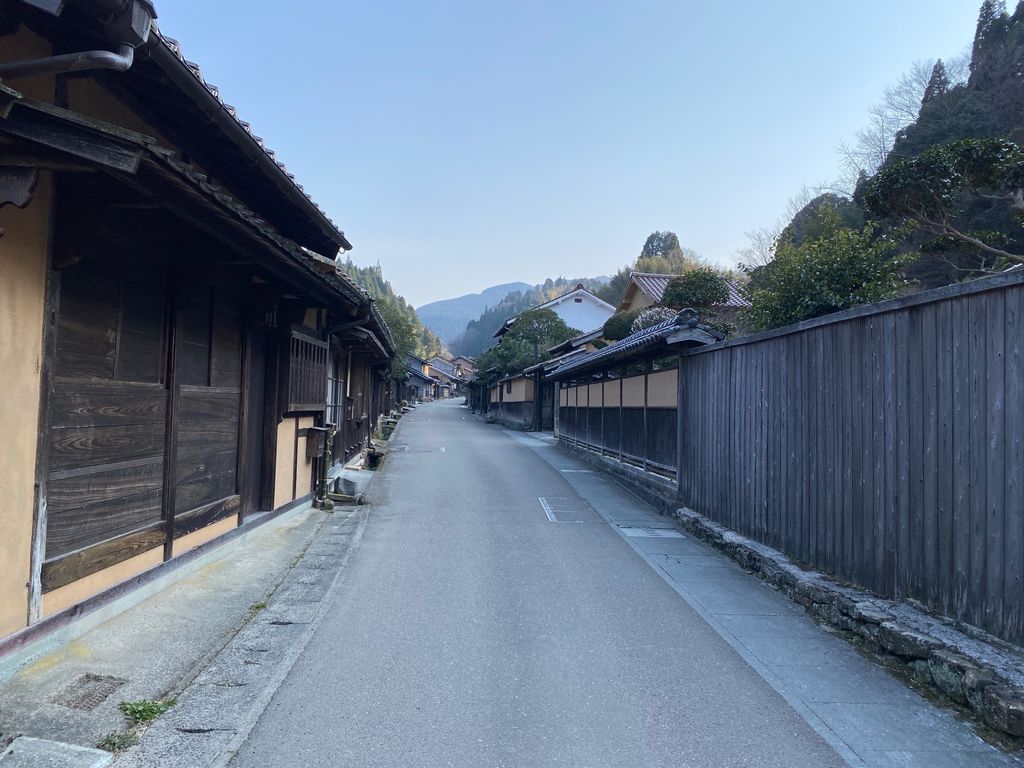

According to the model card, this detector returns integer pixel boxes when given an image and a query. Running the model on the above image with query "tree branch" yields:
[913,213,1024,264]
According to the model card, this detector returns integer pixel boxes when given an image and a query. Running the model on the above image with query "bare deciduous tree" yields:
[837,53,970,191]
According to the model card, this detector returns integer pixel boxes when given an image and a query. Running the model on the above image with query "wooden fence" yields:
[559,368,678,478]
[678,272,1024,644]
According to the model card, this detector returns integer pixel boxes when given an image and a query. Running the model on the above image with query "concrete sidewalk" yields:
[508,429,1022,768]
[0,503,336,766]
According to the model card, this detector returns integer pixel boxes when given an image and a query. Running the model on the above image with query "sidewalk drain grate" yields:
[618,527,685,539]
[51,673,127,711]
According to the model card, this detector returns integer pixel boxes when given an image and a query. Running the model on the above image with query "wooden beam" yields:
[41,521,166,592]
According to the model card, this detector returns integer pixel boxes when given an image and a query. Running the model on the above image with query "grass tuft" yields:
[97,731,139,752]
[119,698,177,725]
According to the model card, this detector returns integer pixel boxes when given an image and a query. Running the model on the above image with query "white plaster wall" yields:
[550,298,614,334]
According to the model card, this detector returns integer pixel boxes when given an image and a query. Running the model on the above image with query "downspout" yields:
[0,0,156,80]
[0,43,135,79]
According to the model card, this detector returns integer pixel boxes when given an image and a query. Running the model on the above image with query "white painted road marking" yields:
[440,447,446,453]
[538,497,557,522]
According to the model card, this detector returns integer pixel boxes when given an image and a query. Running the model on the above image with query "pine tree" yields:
[971,0,1008,76]
[920,60,950,114]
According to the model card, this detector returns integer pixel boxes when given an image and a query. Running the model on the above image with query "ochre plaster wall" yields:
[68,79,178,150]
[42,547,163,617]
[0,27,54,102]
[173,516,237,559]
[294,416,315,498]
[0,175,52,636]
[603,380,621,407]
[273,417,298,510]
[648,369,678,408]
[622,375,646,408]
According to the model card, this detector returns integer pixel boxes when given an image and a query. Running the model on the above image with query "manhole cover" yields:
[618,527,684,538]
[51,673,126,711]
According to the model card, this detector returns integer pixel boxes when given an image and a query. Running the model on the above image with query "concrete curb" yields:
[0,736,112,767]
[113,505,371,768]
[672,505,1024,740]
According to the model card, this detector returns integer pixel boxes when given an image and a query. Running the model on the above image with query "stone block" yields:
[877,621,944,659]
[982,686,1024,737]
[927,649,978,705]
[849,602,892,625]
[964,668,1003,713]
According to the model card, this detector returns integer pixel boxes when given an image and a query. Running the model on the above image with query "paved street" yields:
[228,400,1015,768]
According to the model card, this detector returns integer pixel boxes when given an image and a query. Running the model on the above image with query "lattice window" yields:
[286,332,328,412]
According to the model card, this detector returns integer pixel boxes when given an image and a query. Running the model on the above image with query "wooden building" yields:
[0,1,394,651]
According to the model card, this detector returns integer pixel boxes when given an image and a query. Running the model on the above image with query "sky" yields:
[155,1,981,308]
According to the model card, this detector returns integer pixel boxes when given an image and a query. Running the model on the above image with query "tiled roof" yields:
[155,27,346,246]
[549,310,722,378]
[0,87,390,355]
[630,272,751,308]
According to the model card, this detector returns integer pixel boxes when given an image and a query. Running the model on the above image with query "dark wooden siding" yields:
[171,287,242,538]
[45,251,169,586]
[678,279,1024,644]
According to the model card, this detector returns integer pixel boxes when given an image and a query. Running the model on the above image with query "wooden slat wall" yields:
[172,287,242,537]
[558,372,678,479]
[678,283,1024,644]
[44,252,169,589]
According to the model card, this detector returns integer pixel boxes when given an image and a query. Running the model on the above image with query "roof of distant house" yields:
[547,328,603,356]
[495,284,615,338]
[622,272,751,312]
[549,310,723,379]
[405,365,434,384]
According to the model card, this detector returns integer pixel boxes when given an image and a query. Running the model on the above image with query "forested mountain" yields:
[450,277,608,357]
[340,260,444,375]
[416,282,530,343]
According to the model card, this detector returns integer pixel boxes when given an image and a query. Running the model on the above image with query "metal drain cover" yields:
[618,527,684,538]
[539,497,603,523]
[51,673,126,711]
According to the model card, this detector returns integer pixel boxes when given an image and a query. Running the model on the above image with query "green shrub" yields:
[602,310,640,340]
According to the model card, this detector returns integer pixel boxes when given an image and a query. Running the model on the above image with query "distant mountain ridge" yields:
[416,282,530,343]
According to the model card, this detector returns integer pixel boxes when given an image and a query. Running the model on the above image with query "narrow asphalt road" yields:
[229,400,844,768]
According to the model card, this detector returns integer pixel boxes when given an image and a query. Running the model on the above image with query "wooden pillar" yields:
[643,359,652,472]
[619,370,625,460]
[676,353,685,499]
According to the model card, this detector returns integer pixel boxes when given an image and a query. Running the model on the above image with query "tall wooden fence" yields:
[678,273,1024,644]
[559,368,678,478]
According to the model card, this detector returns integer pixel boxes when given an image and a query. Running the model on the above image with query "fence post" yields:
[643,360,651,472]
[619,370,624,460]
[676,352,685,502]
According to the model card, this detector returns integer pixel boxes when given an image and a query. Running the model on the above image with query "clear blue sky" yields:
[155,1,980,307]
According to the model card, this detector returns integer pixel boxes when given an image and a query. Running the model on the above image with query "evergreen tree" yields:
[920,60,950,114]
[639,231,683,261]
[971,0,1008,78]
